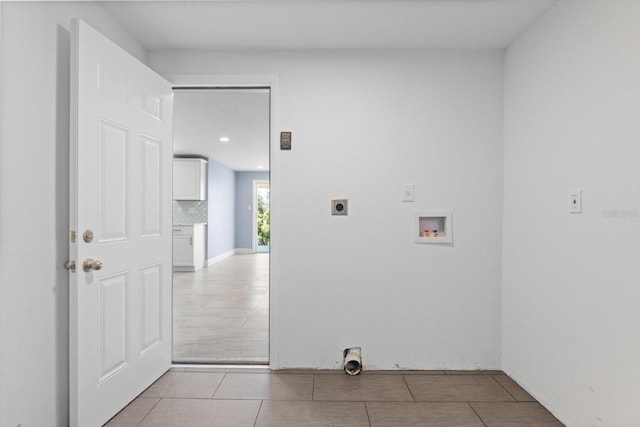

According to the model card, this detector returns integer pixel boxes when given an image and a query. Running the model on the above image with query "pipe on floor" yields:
[343,347,362,375]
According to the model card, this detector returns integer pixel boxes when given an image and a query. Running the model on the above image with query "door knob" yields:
[83,258,103,272]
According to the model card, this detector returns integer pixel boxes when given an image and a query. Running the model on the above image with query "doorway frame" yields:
[252,179,270,254]
[168,74,279,369]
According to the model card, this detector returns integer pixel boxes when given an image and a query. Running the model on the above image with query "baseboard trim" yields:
[234,248,254,255]
[206,249,236,267]
[206,248,255,266]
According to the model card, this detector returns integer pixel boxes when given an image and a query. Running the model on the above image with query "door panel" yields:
[70,19,173,427]
[97,272,129,382]
[141,136,162,237]
[98,119,130,242]
[140,264,162,355]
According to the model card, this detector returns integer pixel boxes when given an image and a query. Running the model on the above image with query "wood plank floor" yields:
[172,253,269,363]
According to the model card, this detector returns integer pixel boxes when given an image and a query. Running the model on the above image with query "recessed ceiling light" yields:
[219,137,230,143]
[257,165,264,169]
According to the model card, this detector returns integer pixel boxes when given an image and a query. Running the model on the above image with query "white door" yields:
[69,20,173,427]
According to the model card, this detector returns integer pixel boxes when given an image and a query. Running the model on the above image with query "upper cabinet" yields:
[173,158,207,200]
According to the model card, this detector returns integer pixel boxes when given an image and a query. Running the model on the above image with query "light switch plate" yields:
[403,184,415,202]
[331,199,348,215]
[569,189,582,213]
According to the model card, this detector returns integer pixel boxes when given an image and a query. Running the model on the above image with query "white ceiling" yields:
[173,89,270,172]
[102,0,556,171]
[101,0,556,51]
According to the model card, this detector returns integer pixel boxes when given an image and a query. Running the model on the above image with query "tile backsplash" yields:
[173,200,208,224]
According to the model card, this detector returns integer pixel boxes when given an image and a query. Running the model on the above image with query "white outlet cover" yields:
[403,184,415,202]
[569,189,582,213]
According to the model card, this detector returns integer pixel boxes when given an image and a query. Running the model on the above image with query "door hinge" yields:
[65,260,76,273]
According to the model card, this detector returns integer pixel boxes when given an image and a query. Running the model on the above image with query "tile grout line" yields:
[467,402,489,427]
[364,401,373,427]
[135,397,163,427]
[210,372,227,398]
[143,396,234,401]
[401,375,417,402]
[490,374,517,401]
[304,399,494,403]
[252,400,264,427]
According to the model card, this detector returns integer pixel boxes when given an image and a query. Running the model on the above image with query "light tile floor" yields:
[173,254,269,363]
[105,367,565,426]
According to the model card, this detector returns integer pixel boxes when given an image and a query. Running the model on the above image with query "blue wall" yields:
[207,159,236,259]
[235,171,269,249]
[206,166,269,257]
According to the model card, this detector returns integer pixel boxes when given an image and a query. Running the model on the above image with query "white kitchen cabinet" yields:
[173,224,206,271]
[173,158,207,200]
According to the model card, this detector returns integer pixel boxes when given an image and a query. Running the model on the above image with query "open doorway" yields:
[171,87,270,364]
[253,180,270,253]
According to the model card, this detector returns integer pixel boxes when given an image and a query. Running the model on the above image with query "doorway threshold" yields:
[172,357,268,365]
[171,363,271,374]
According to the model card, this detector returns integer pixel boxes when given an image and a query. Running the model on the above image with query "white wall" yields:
[150,49,505,370]
[0,3,146,426]
[502,1,640,426]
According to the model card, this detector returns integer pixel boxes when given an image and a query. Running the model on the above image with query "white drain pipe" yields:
[343,347,362,375]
